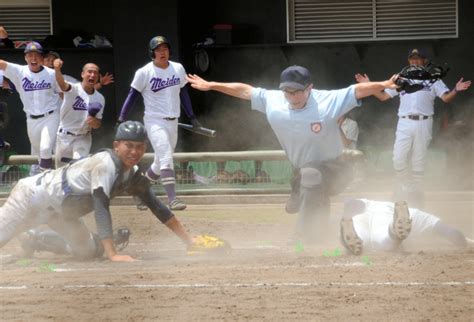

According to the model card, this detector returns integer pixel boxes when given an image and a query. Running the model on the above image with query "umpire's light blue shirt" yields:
[251,86,361,168]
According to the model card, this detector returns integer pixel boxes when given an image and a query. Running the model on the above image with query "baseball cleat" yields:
[169,198,187,211]
[391,201,412,240]
[133,195,148,211]
[340,218,363,255]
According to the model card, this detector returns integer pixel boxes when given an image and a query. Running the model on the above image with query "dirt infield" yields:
[1,196,473,321]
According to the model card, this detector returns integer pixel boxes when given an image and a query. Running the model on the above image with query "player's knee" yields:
[300,167,322,188]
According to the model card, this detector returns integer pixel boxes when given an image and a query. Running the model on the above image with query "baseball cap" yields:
[407,48,427,59]
[279,65,311,90]
[24,41,44,54]
[46,50,60,59]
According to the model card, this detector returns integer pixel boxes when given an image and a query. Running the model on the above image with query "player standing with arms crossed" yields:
[187,66,399,244]
[118,36,202,210]
[355,48,471,208]
[53,58,105,167]
[0,41,61,171]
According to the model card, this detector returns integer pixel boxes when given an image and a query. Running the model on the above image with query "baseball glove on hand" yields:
[188,234,231,255]
[396,63,449,93]
[87,102,102,117]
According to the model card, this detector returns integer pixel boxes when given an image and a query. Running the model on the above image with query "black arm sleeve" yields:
[92,188,113,240]
[137,187,174,223]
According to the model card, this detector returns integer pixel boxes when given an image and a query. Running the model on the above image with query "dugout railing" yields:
[0,148,461,196]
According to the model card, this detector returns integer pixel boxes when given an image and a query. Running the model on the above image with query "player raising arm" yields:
[0,41,61,172]
[355,48,471,208]
[186,66,398,245]
[53,58,104,168]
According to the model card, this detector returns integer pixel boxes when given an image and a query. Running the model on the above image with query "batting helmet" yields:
[149,35,171,59]
[115,121,147,142]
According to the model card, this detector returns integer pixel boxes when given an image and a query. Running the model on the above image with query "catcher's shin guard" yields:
[18,229,70,257]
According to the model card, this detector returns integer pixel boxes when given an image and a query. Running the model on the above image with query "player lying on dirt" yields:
[340,199,473,255]
[0,121,194,262]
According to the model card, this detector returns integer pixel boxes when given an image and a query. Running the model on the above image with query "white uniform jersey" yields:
[3,63,61,115]
[130,61,187,119]
[385,80,449,116]
[59,82,105,135]
[36,152,133,211]
[352,199,440,252]
[340,118,359,149]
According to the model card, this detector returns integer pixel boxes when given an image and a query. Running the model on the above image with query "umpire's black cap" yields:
[279,65,311,90]
[115,121,147,142]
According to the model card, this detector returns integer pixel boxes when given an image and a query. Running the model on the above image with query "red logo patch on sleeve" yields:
[310,122,322,133]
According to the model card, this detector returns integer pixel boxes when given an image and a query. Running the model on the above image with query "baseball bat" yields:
[178,123,216,138]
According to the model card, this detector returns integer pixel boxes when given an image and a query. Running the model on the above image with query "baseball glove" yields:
[187,234,231,255]
[87,102,102,117]
[396,63,449,94]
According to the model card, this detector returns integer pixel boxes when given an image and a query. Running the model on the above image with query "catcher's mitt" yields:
[396,63,449,94]
[187,234,231,255]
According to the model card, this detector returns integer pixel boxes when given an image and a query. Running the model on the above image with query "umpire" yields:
[186,66,399,244]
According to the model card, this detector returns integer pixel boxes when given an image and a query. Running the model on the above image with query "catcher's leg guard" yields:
[340,218,363,255]
[18,229,70,257]
[389,201,412,241]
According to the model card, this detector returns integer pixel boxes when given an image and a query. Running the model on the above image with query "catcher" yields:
[340,198,473,255]
[355,48,471,208]
[53,59,104,168]
[0,121,228,262]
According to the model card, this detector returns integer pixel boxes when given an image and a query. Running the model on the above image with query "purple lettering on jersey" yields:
[72,96,103,113]
[22,77,52,92]
[149,75,180,92]
[72,96,88,110]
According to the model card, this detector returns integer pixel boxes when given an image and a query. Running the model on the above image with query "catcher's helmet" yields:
[149,35,171,59]
[115,121,147,142]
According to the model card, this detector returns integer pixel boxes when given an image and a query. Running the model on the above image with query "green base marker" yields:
[361,255,372,266]
[323,247,342,257]
[38,262,56,272]
[295,241,305,253]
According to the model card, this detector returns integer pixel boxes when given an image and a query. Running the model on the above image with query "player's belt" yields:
[59,128,88,136]
[29,110,55,119]
[163,117,177,121]
[400,115,430,121]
